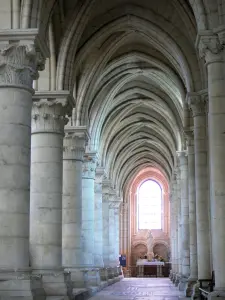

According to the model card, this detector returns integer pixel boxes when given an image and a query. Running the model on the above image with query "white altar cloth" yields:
[136,259,164,266]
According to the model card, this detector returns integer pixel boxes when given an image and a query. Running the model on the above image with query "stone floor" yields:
[89,278,184,300]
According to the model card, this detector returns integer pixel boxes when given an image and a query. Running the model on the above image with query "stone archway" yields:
[153,243,169,262]
[131,243,148,265]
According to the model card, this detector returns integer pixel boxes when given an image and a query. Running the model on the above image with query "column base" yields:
[99,268,108,283]
[178,276,188,291]
[66,267,102,297]
[0,268,44,299]
[174,273,181,287]
[185,277,197,297]
[191,281,200,300]
[172,272,177,283]
[208,290,225,300]
[33,269,73,299]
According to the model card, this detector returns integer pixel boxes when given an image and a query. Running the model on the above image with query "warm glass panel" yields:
[138,180,162,229]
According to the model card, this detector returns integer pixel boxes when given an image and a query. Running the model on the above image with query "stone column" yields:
[0,31,47,298]
[188,92,211,282]
[62,126,88,287]
[30,91,73,297]
[110,199,121,279]
[185,130,198,295]
[108,201,116,266]
[170,191,175,279]
[119,203,128,277]
[82,152,97,267]
[82,152,101,292]
[95,167,107,288]
[175,168,182,286]
[170,175,178,281]
[197,30,225,293]
[114,202,121,266]
[108,198,121,282]
[102,180,114,283]
[102,194,110,282]
[173,173,179,276]
[177,151,190,289]
[94,167,105,268]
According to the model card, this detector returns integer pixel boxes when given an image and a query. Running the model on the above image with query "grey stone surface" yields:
[89,278,183,300]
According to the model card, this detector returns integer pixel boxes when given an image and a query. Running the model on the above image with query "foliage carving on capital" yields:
[120,202,128,212]
[196,30,225,62]
[176,150,188,166]
[32,91,74,134]
[82,153,97,179]
[0,27,49,89]
[0,44,41,88]
[109,200,121,211]
[184,128,194,150]
[63,128,88,161]
[102,194,110,203]
[187,92,208,117]
[95,167,106,184]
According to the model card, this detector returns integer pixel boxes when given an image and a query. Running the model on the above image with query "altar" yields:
[136,259,164,266]
[136,259,166,277]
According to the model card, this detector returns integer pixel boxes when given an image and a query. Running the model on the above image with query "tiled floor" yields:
[89,278,184,300]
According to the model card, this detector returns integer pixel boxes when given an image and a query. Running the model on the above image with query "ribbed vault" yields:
[33,0,222,197]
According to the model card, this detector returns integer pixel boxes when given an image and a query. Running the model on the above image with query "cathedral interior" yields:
[0,0,224,299]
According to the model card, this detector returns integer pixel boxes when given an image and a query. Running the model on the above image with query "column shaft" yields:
[178,152,190,278]
[176,170,182,275]
[102,198,110,267]
[30,91,72,270]
[62,127,86,269]
[189,93,211,280]
[114,207,120,265]
[94,168,105,267]
[109,203,116,266]
[187,132,198,280]
[204,41,225,289]
[82,153,96,267]
[0,35,45,271]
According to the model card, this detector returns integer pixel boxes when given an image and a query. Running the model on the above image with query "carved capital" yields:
[177,151,188,166]
[120,202,128,213]
[0,29,49,89]
[102,179,113,195]
[32,91,74,134]
[187,90,208,117]
[82,152,97,179]
[184,128,194,149]
[196,29,225,64]
[63,126,88,161]
[95,167,106,184]
[102,194,110,203]
[94,181,102,194]
[109,200,121,210]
